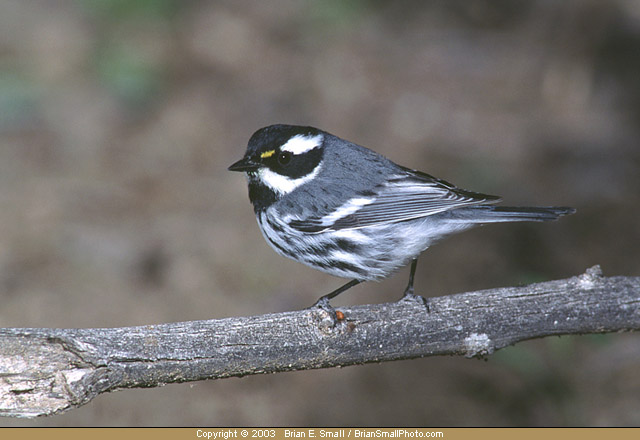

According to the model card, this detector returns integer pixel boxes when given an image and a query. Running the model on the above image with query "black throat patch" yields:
[248,178,278,213]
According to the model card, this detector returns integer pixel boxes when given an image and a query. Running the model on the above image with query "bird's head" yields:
[229,125,326,211]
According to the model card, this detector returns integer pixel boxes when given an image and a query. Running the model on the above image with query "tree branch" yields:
[1,265,638,418]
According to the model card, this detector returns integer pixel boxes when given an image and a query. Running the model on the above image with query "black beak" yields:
[228,156,260,172]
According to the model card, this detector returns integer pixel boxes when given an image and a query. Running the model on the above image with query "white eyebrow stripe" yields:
[281,134,324,155]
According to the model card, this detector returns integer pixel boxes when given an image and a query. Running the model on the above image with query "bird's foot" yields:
[310,296,342,329]
[311,295,334,312]
[399,287,430,313]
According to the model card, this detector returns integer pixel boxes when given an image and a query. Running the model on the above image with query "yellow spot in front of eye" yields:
[260,150,276,159]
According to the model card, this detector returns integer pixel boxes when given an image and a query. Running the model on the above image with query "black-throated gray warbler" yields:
[229,124,574,309]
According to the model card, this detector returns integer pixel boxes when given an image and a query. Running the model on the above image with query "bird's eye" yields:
[278,151,292,166]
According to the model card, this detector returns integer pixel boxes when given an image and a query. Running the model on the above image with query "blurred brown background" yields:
[1,0,639,426]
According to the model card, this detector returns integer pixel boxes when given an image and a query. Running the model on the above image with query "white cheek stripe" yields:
[281,134,324,155]
[258,163,322,195]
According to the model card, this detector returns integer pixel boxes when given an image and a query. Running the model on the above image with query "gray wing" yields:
[289,168,501,233]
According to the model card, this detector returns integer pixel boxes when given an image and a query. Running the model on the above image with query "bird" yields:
[228,124,574,310]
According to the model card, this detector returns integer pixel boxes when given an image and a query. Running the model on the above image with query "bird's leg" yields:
[399,258,430,312]
[311,279,361,310]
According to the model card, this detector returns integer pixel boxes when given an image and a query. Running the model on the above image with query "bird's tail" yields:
[448,205,576,223]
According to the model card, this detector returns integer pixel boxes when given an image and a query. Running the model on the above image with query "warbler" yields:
[229,125,574,308]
